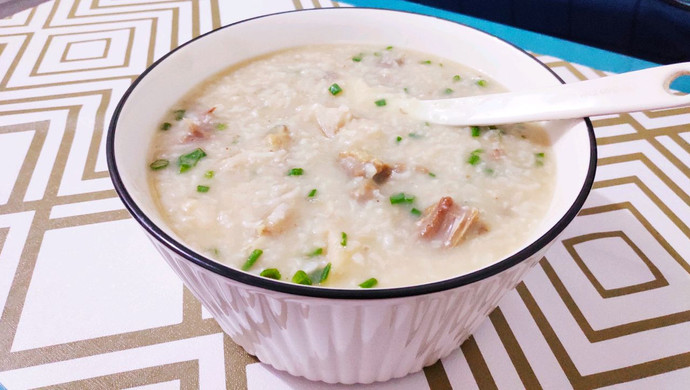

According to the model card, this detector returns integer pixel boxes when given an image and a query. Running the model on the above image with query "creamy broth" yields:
[147,45,555,288]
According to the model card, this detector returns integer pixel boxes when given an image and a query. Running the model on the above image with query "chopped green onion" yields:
[403,87,409,93]
[428,172,436,178]
[453,75,461,82]
[329,83,343,95]
[471,126,481,137]
[292,270,312,285]
[373,52,381,57]
[287,168,304,176]
[484,167,495,175]
[352,54,363,62]
[476,79,487,87]
[386,45,393,50]
[215,123,227,130]
[390,192,415,204]
[359,278,378,288]
[149,159,169,170]
[319,263,332,283]
[260,268,281,280]
[410,208,422,216]
[535,152,545,166]
[308,247,324,257]
[375,99,387,107]
[160,122,172,130]
[178,148,207,173]
[468,149,483,166]
[173,109,185,121]
[420,60,432,65]
[396,136,402,143]
[424,122,430,127]
[308,188,317,197]
[444,88,454,94]
[204,170,214,179]
[341,232,348,247]
[408,132,421,138]
[242,249,263,271]
[196,185,210,193]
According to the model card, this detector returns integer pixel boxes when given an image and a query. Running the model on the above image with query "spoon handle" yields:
[408,62,690,126]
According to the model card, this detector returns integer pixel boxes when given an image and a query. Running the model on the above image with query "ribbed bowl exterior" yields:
[150,238,547,384]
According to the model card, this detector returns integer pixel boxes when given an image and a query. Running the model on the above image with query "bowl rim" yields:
[106,7,597,300]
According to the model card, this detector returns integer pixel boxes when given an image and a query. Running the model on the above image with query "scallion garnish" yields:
[292,270,312,285]
[329,83,343,95]
[149,159,169,170]
[471,126,481,137]
[196,185,209,193]
[359,278,378,288]
[241,249,263,271]
[308,188,317,197]
[386,45,393,50]
[403,87,409,93]
[373,52,381,57]
[390,192,415,205]
[476,79,487,87]
[160,122,172,130]
[468,149,483,166]
[260,268,281,280]
[215,123,227,130]
[287,168,304,176]
[535,152,545,166]
[204,170,214,179]
[308,248,324,257]
[352,54,363,62]
[408,132,421,138]
[411,208,422,216]
[319,263,332,283]
[341,232,348,247]
[375,99,387,107]
[420,60,432,65]
[428,172,436,178]
[444,88,454,94]
[178,148,207,173]
[173,109,185,121]
[453,75,461,82]
[396,136,402,143]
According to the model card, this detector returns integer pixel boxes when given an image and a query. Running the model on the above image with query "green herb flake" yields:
[340,232,348,247]
[476,79,487,87]
[241,249,263,271]
[428,172,436,178]
[403,87,409,93]
[420,60,432,65]
[535,152,545,166]
[260,268,281,280]
[471,126,481,137]
[373,51,381,57]
[410,208,422,217]
[196,185,210,193]
[453,75,461,82]
[396,136,402,143]
[444,88,454,94]
[178,148,207,173]
[173,109,186,121]
[390,192,415,205]
[359,278,378,288]
[352,54,363,62]
[328,83,343,96]
[160,122,172,131]
[308,247,324,257]
[484,167,495,175]
[386,45,393,50]
[215,123,227,130]
[408,132,422,139]
[149,159,169,170]
[204,170,215,179]
[292,270,312,285]
[319,263,332,283]
[308,188,317,197]
[468,149,483,166]
[287,168,304,176]
[375,99,387,107]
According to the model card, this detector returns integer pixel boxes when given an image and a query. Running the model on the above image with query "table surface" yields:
[1,0,689,389]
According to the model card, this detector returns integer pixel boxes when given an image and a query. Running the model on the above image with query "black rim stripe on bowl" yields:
[106,7,597,299]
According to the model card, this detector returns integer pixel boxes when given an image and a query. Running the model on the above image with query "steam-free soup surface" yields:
[148,45,554,288]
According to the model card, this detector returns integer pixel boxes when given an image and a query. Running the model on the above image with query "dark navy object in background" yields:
[409,0,690,64]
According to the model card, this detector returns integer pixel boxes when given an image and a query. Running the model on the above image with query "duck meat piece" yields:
[265,125,291,151]
[313,104,352,138]
[338,150,392,184]
[417,196,480,247]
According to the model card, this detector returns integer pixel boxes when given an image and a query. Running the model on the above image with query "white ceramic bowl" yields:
[107,8,596,384]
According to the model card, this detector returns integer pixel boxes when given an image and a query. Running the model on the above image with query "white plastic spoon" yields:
[400,62,690,126]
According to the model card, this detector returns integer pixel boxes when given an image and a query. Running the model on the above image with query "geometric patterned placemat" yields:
[1,1,689,388]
